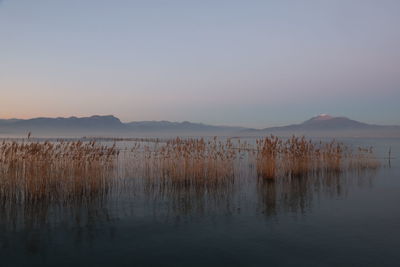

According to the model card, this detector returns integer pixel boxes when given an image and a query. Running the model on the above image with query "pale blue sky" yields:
[1,0,399,127]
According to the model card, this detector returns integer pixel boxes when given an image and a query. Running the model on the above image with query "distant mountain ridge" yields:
[0,115,124,132]
[263,114,372,131]
[301,114,371,128]
[0,114,399,137]
[249,114,400,137]
[0,115,244,136]
[17,115,122,127]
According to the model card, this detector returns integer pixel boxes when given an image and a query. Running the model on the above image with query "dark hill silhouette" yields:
[246,114,400,137]
[5,115,124,130]
[300,114,371,129]
[0,115,244,136]
[0,114,399,137]
[265,114,372,131]
[0,115,125,136]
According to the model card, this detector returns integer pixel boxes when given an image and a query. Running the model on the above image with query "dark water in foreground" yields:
[1,138,399,267]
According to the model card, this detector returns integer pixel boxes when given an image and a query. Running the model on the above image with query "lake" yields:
[0,137,399,267]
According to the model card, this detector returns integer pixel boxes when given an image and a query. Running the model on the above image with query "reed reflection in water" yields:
[0,136,381,229]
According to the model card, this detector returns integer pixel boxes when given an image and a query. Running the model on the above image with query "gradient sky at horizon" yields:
[1,0,399,127]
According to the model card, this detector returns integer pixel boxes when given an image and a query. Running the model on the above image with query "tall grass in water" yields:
[0,136,382,227]
[0,136,380,206]
[122,137,238,184]
[256,136,380,180]
[0,140,118,206]
[119,137,238,216]
[156,137,236,182]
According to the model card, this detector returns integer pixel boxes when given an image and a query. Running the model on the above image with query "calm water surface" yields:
[1,138,399,267]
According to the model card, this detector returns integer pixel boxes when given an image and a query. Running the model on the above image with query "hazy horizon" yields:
[2,113,400,131]
[1,0,400,128]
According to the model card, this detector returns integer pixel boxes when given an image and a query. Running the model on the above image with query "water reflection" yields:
[0,164,379,230]
[0,138,384,263]
[256,171,376,217]
[0,168,380,264]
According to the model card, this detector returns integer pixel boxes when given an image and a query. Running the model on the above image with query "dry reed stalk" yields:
[0,140,118,206]
[256,136,380,180]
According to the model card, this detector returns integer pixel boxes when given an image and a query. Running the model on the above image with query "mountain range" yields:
[247,114,400,137]
[0,114,399,137]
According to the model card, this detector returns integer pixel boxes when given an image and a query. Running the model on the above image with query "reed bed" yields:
[156,137,236,181]
[255,136,380,180]
[0,140,118,206]
[0,136,381,209]
[120,137,238,195]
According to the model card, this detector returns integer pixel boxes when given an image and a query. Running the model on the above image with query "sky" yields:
[1,0,399,127]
